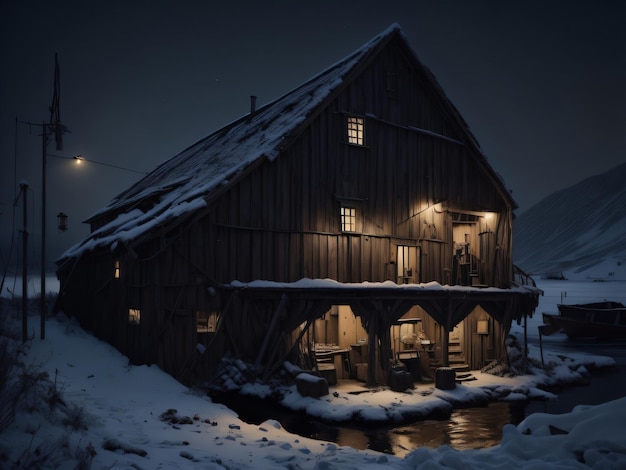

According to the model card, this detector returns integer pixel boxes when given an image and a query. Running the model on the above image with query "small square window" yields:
[128,308,141,325]
[347,117,364,146]
[341,207,356,232]
[197,311,219,333]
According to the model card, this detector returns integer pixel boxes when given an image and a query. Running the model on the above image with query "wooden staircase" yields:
[448,338,476,382]
[425,336,477,383]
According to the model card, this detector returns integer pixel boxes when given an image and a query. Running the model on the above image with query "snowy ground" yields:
[1,275,625,469]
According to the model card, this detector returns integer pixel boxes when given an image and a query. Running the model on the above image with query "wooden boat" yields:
[541,301,626,339]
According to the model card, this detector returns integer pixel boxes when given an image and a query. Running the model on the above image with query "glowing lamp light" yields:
[57,212,68,232]
[73,155,84,165]
[483,212,495,232]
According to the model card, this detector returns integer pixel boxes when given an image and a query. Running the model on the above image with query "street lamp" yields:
[72,155,147,174]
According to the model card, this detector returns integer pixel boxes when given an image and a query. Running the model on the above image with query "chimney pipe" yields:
[250,95,257,115]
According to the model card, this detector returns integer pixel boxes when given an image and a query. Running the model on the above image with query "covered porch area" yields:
[215,280,541,388]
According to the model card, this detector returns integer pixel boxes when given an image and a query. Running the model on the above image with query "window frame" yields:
[340,206,357,233]
[346,116,365,146]
[196,310,219,333]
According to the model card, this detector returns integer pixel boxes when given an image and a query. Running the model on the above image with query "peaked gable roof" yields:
[59,24,513,262]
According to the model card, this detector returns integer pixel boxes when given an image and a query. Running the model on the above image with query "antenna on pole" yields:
[49,52,64,151]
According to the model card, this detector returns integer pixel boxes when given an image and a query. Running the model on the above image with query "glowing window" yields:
[341,207,356,232]
[128,309,141,325]
[114,260,120,279]
[347,117,364,145]
[197,311,219,333]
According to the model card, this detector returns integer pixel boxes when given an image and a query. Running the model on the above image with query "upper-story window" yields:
[347,117,365,146]
[114,259,120,279]
[340,206,357,232]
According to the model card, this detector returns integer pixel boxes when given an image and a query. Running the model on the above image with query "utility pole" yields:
[20,182,28,343]
[16,54,66,341]
[41,121,47,340]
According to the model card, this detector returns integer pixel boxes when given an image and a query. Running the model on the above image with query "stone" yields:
[295,373,329,397]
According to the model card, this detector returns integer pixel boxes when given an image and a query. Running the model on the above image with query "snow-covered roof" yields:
[59,25,408,262]
[58,23,503,263]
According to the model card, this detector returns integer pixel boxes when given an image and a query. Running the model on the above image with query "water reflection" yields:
[214,392,525,456]
[370,402,519,457]
[213,355,620,457]
[298,401,523,456]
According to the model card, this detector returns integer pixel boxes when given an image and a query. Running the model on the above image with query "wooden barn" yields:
[56,24,540,387]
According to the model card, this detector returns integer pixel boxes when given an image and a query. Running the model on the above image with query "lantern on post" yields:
[57,212,68,232]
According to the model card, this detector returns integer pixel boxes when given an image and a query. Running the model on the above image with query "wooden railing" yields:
[513,265,537,287]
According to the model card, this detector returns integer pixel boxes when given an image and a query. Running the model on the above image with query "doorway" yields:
[396,245,420,284]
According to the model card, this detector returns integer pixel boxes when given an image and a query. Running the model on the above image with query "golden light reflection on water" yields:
[368,402,515,457]
[213,392,522,458]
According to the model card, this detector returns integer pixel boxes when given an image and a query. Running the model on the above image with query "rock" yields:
[295,373,329,397]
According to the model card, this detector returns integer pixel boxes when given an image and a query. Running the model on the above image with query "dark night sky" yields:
[1,0,625,272]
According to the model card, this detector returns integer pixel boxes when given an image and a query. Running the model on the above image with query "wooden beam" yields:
[255,293,288,368]
[367,323,377,387]
[262,318,312,382]
[442,295,452,367]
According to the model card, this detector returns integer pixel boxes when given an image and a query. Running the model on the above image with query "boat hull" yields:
[542,301,626,339]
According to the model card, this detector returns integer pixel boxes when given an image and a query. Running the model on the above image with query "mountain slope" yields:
[513,162,626,278]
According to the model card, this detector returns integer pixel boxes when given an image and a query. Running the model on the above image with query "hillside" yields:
[513,162,626,280]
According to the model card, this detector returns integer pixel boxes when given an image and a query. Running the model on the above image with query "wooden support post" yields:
[442,296,452,367]
[524,311,528,360]
[442,324,449,367]
[255,293,288,368]
[367,323,377,386]
[262,319,311,382]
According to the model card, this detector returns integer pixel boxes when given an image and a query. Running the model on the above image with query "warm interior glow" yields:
[114,260,120,279]
[128,308,141,325]
[340,206,356,232]
[347,117,364,145]
[477,319,489,335]
[482,212,496,232]
[397,245,418,283]
[197,311,218,333]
